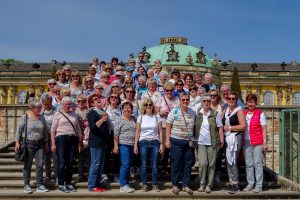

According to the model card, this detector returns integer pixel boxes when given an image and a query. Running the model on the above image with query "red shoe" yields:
[90,187,106,192]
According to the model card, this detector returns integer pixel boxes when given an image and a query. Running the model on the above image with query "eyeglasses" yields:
[112,86,119,88]
[181,99,190,102]
[86,80,93,83]
[145,103,153,107]
[165,89,173,92]
[176,84,184,86]
[63,69,70,72]
[210,94,218,97]
[48,83,56,85]
[202,100,211,103]
[228,97,236,101]
[110,96,118,99]
[126,90,134,93]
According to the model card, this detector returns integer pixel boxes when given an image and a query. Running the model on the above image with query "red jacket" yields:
[245,108,263,145]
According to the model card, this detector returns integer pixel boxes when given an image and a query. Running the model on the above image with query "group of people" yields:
[14,54,268,195]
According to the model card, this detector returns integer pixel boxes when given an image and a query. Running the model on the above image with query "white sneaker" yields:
[24,185,33,194]
[120,185,135,193]
[36,185,49,192]
[100,174,109,183]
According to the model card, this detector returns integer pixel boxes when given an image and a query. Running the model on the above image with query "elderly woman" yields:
[99,72,111,97]
[93,82,107,109]
[63,64,72,83]
[242,94,268,193]
[157,71,169,94]
[140,78,162,112]
[68,70,83,104]
[194,94,224,193]
[222,92,246,194]
[46,79,58,105]
[183,73,194,91]
[55,70,67,86]
[174,79,188,98]
[51,96,82,193]
[134,99,163,192]
[83,75,95,96]
[15,98,49,194]
[165,93,196,195]
[113,102,136,193]
[158,82,180,173]
[102,93,122,182]
[87,93,110,192]
[41,93,57,182]
[189,84,201,112]
[122,86,139,118]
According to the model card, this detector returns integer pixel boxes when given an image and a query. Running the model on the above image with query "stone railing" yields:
[0,104,297,175]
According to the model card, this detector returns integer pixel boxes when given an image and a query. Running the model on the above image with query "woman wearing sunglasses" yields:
[194,94,224,193]
[134,99,163,192]
[165,93,196,195]
[122,86,139,118]
[222,92,246,194]
[189,84,201,112]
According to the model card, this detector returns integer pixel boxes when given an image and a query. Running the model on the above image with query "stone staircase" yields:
[0,141,299,199]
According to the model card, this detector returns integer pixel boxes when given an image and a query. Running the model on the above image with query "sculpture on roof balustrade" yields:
[167,44,179,62]
[142,47,151,63]
[196,47,207,64]
[185,52,193,65]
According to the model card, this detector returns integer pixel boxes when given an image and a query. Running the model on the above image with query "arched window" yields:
[292,92,300,105]
[263,91,274,105]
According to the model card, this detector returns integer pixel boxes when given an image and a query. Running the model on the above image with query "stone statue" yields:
[28,85,35,97]
[255,85,261,102]
[285,85,292,105]
[185,52,193,64]
[36,85,44,99]
[212,53,218,67]
[196,47,206,64]
[246,85,252,95]
[1,87,7,104]
[276,86,283,105]
[9,85,16,104]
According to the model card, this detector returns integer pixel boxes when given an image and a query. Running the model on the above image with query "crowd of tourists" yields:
[14,53,268,195]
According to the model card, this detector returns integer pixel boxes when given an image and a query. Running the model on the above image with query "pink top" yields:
[51,111,82,138]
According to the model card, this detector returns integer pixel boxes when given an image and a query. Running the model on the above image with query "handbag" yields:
[15,114,28,162]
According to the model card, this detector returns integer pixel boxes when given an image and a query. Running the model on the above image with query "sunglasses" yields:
[125,82,133,84]
[228,97,236,101]
[181,99,190,102]
[145,103,153,107]
[210,94,218,97]
[49,83,56,85]
[176,84,184,86]
[112,86,119,88]
[126,90,134,93]
[110,96,118,99]
[104,69,111,71]
[165,89,173,92]
[86,80,93,83]
[189,88,197,91]
[202,100,211,103]
[78,100,87,103]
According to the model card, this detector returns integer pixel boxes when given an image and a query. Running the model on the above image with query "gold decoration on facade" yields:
[0,87,7,104]
[9,85,16,104]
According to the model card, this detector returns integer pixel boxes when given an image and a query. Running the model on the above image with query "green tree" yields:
[231,67,243,101]
[0,59,22,69]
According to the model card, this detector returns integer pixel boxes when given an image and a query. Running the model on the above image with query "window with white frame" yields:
[17,90,27,104]
[292,92,300,105]
[263,91,274,105]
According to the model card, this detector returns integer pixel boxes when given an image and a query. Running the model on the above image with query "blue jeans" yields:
[119,144,133,187]
[23,140,44,186]
[88,147,106,190]
[56,135,78,186]
[170,138,195,188]
[139,140,160,185]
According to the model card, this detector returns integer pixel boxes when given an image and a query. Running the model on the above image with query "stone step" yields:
[0,179,281,190]
[0,152,15,158]
[0,188,298,200]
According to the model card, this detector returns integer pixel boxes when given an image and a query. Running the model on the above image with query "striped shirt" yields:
[167,107,196,140]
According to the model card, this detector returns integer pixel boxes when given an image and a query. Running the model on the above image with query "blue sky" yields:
[0,0,299,63]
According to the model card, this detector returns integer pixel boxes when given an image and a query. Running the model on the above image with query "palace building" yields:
[1,37,300,106]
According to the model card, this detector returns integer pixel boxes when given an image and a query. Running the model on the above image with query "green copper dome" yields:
[144,37,213,68]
